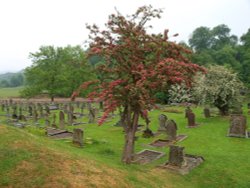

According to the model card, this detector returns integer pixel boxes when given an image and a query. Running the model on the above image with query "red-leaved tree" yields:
[73,6,205,164]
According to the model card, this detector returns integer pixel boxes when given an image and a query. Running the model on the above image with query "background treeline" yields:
[187,24,250,87]
[0,71,24,87]
[1,24,249,99]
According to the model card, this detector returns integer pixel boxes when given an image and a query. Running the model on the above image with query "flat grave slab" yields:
[46,128,68,136]
[72,122,87,126]
[149,135,187,147]
[159,154,204,175]
[49,132,73,139]
[132,149,165,164]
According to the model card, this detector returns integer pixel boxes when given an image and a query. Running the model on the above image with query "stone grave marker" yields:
[59,111,65,129]
[187,111,197,128]
[52,113,57,128]
[72,128,84,147]
[203,107,210,118]
[132,149,165,164]
[158,114,168,132]
[68,111,73,126]
[159,145,205,175]
[88,107,96,123]
[185,106,192,118]
[168,145,185,167]
[165,119,177,141]
[228,115,248,138]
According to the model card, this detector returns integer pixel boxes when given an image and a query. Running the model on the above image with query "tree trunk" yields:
[51,96,54,102]
[122,107,139,164]
[217,105,229,116]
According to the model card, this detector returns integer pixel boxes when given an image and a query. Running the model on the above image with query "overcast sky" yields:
[0,0,249,73]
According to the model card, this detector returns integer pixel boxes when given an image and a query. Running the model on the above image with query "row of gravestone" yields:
[0,100,112,129]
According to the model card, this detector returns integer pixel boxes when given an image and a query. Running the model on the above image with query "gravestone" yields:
[45,114,50,127]
[45,105,50,115]
[80,103,85,115]
[203,107,210,118]
[88,107,96,123]
[68,112,73,125]
[52,113,57,128]
[228,115,247,138]
[28,105,33,116]
[159,145,204,175]
[187,112,197,127]
[185,106,192,118]
[33,109,38,123]
[59,111,65,129]
[158,114,168,132]
[63,104,68,113]
[168,145,185,167]
[76,101,80,108]
[72,128,84,147]
[165,120,177,141]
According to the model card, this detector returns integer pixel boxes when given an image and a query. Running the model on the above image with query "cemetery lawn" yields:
[1,106,250,187]
[0,87,22,98]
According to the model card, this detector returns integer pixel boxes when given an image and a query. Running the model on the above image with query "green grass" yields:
[0,105,250,187]
[0,87,23,98]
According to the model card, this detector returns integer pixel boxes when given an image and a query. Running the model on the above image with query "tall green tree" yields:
[22,45,95,101]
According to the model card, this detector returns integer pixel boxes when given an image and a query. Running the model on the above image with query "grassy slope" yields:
[0,87,22,98]
[0,105,250,187]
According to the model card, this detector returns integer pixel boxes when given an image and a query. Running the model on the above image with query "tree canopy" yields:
[73,5,204,163]
[22,45,95,101]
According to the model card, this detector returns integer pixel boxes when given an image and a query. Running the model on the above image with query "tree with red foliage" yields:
[73,5,205,164]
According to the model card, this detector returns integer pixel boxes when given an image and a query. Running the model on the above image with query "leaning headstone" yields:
[203,107,210,118]
[72,128,84,147]
[168,145,185,167]
[165,120,177,141]
[187,112,197,127]
[228,115,247,138]
[59,111,65,129]
[158,114,168,132]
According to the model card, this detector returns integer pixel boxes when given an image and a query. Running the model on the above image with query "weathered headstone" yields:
[228,115,247,138]
[88,107,96,123]
[59,111,65,129]
[187,111,197,127]
[185,106,192,118]
[158,114,168,132]
[203,107,210,118]
[33,109,38,123]
[28,105,33,116]
[72,128,84,147]
[45,105,50,115]
[168,145,185,167]
[52,113,57,128]
[165,120,177,141]
[68,112,73,125]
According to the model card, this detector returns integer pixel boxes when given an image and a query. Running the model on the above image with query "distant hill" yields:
[0,70,24,88]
